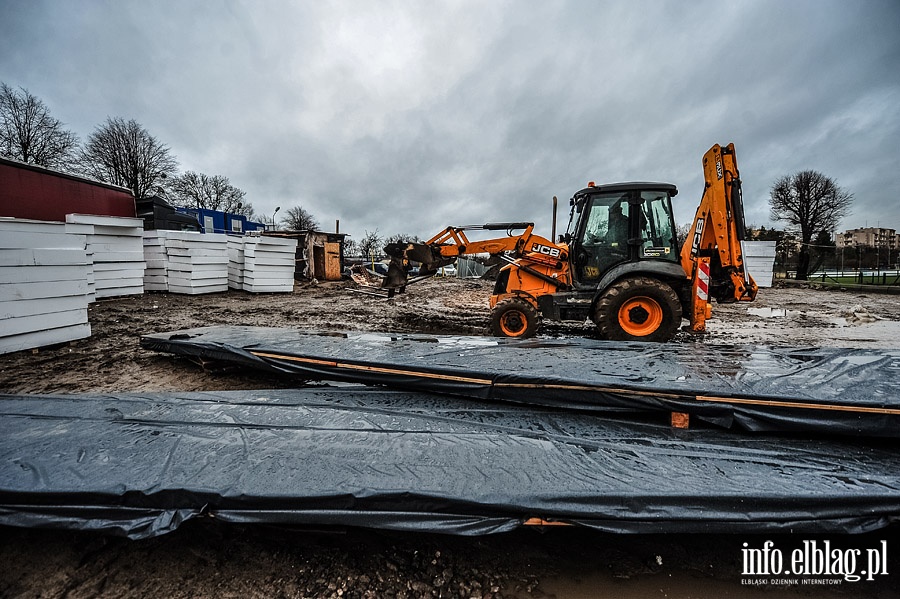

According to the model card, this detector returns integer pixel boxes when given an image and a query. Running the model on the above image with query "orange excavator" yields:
[383,143,758,341]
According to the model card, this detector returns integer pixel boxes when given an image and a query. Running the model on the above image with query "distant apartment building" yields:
[836,227,900,249]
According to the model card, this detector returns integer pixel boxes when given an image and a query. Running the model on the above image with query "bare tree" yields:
[342,237,359,257]
[769,170,853,280]
[281,206,319,230]
[77,117,177,199]
[0,83,78,169]
[358,229,383,259]
[675,223,692,248]
[384,233,422,246]
[169,171,253,217]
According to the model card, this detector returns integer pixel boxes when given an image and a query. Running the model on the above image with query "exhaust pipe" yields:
[551,196,558,242]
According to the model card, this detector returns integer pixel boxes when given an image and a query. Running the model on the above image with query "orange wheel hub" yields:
[618,296,663,337]
[499,310,528,336]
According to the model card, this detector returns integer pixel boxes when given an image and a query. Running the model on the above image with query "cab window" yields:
[639,192,678,262]
[577,192,631,282]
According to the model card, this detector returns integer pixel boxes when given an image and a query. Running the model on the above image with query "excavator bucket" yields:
[383,242,455,288]
[382,258,411,289]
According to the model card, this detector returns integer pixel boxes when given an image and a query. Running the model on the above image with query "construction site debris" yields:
[844,304,879,324]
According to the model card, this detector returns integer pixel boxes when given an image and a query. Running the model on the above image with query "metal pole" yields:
[551,196,558,242]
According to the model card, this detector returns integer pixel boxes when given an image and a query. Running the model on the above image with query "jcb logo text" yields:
[531,243,561,258]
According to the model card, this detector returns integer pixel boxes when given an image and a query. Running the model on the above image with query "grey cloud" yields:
[1,0,898,240]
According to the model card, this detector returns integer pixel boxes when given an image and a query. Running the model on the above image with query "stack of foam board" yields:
[241,236,298,292]
[62,221,95,302]
[743,241,777,288]
[163,231,229,294]
[227,237,245,290]
[142,231,169,291]
[66,214,145,298]
[0,218,92,354]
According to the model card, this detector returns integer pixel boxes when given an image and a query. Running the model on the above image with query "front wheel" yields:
[490,298,540,338]
[593,277,682,342]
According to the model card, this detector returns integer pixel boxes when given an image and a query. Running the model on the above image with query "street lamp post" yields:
[272,206,280,230]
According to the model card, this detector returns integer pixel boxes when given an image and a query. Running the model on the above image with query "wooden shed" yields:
[264,230,346,281]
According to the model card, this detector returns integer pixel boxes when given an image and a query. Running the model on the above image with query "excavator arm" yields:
[680,143,758,332]
[383,222,566,289]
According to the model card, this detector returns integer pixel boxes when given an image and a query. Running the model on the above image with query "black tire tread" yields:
[593,276,682,342]
[490,297,541,338]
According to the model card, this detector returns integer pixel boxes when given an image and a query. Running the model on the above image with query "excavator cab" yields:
[567,183,681,289]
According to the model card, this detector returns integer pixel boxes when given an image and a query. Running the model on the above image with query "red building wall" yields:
[0,158,135,222]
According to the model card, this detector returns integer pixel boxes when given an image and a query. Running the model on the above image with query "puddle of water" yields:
[832,354,886,366]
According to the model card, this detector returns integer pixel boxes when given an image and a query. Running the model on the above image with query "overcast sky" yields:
[2,0,898,241]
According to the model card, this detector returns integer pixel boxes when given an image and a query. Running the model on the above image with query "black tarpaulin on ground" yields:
[2,387,899,539]
[140,326,900,437]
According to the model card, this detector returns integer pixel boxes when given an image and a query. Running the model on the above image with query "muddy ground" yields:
[1,278,899,598]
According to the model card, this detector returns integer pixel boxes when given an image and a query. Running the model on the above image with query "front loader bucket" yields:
[383,242,455,287]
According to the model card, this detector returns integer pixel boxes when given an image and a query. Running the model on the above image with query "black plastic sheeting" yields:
[141,326,900,437]
[2,387,899,540]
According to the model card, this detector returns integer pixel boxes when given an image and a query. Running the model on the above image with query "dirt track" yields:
[3,278,899,395]
[1,278,899,598]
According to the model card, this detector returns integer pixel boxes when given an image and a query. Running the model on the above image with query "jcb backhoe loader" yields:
[383,143,758,342]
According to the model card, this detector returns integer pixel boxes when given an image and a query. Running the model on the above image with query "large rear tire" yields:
[490,298,540,338]
[593,277,682,342]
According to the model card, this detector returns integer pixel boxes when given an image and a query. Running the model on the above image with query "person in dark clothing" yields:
[606,203,629,247]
